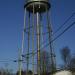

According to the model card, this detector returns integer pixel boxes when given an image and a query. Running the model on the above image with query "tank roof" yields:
[26,0,49,3]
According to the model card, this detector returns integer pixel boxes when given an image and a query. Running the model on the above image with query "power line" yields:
[40,12,75,45]
[0,21,75,64]
[22,22,75,58]
[1,15,75,64]
[42,22,75,49]
[0,60,16,63]
[24,12,75,35]
[53,12,75,34]
[37,12,75,36]
[22,22,75,67]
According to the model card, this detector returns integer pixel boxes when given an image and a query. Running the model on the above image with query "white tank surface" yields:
[53,70,72,75]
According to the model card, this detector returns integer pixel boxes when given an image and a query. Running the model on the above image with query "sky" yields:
[0,0,75,73]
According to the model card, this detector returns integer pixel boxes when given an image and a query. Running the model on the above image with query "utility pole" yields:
[18,49,22,75]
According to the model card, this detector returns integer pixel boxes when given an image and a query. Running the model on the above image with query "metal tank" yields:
[24,0,51,13]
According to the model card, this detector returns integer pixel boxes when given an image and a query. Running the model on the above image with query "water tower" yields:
[22,0,56,75]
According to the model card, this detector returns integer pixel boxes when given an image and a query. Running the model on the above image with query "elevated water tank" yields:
[53,70,72,75]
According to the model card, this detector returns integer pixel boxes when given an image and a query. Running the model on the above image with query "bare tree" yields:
[40,50,54,74]
[60,46,71,69]
[69,56,75,72]
[16,70,26,75]
[28,70,33,75]
[40,51,49,73]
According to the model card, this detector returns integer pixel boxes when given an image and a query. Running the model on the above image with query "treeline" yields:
[0,46,75,75]
[0,68,13,75]
[60,46,75,72]
[16,70,32,75]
